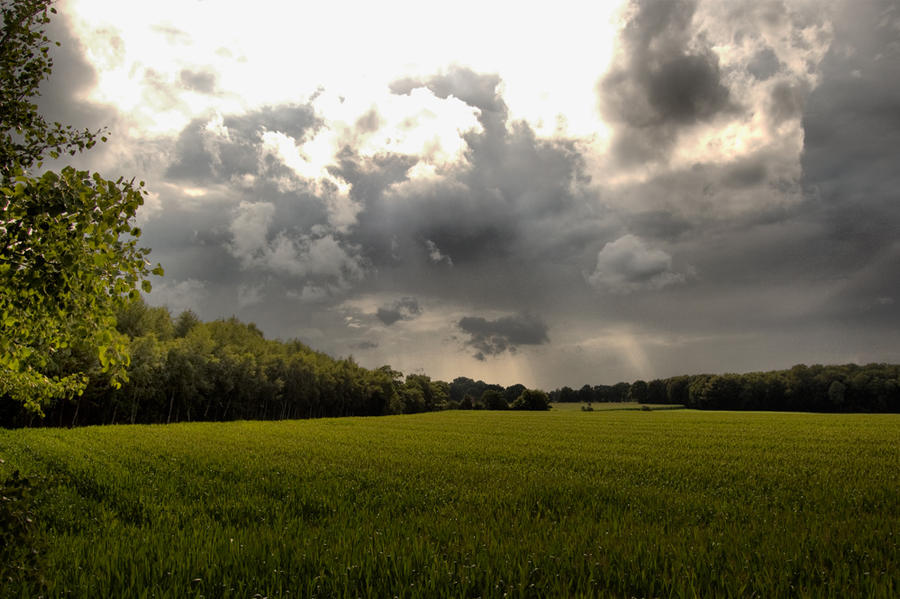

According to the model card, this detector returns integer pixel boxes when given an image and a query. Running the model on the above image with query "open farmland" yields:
[1,410,898,597]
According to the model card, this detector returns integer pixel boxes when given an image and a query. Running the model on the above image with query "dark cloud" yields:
[605,0,900,343]
[355,67,592,284]
[150,103,365,310]
[158,65,597,317]
[354,108,383,134]
[376,297,421,325]
[227,105,321,141]
[625,211,694,242]
[458,314,549,359]
[165,119,216,181]
[612,149,801,227]
[166,104,320,182]
[769,81,808,124]
[136,195,243,286]
[332,148,416,210]
[747,47,780,80]
[354,340,379,350]
[36,9,116,138]
[799,0,900,289]
[180,69,217,94]
[723,161,767,188]
[600,0,736,163]
[646,53,732,124]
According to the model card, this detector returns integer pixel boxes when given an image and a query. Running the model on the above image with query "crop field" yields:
[1,409,898,597]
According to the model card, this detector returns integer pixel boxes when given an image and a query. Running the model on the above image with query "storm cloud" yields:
[458,314,550,361]
[798,0,900,310]
[376,297,422,326]
[166,104,321,183]
[600,0,735,163]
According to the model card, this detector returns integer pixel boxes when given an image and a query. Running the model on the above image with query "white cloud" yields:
[258,232,365,283]
[587,234,686,294]
[228,201,275,265]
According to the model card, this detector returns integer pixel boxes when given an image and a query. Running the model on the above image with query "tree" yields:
[827,380,846,409]
[577,384,594,405]
[628,380,648,403]
[0,0,161,414]
[511,388,550,411]
[504,383,527,406]
[556,386,577,403]
[481,389,508,410]
[647,379,667,404]
[173,309,200,338]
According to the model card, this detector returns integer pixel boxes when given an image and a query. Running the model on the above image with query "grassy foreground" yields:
[1,410,898,597]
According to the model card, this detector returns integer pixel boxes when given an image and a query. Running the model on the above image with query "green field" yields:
[1,410,898,597]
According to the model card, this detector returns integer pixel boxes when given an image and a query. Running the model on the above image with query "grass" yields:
[1,409,898,597]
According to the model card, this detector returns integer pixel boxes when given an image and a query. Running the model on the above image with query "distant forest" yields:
[551,364,900,413]
[2,299,898,428]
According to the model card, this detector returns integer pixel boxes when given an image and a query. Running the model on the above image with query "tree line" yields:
[0,299,550,427]
[549,383,632,404]
[551,363,900,413]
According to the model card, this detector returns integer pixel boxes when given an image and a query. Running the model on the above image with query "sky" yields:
[38,0,900,389]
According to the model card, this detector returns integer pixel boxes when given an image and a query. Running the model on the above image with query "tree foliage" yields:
[0,0,160,413]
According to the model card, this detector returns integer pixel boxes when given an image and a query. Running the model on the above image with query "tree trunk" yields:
[167,391,175,424]
[130,392,138,424]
